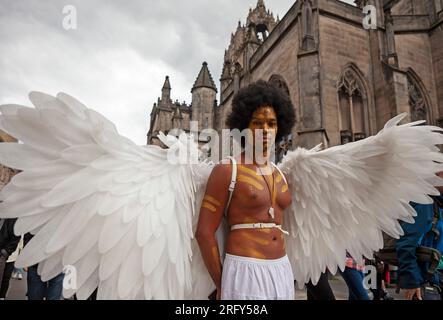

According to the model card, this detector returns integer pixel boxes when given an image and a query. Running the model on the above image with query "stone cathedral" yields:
[147,0,443,158]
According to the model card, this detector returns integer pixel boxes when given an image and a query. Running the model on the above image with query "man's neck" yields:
[241,151,271,167]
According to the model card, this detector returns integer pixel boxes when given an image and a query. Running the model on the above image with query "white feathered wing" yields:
[0,91,214,299]
[279,114,443,288]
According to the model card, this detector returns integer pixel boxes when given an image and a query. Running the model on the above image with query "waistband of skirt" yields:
[224,253,289,265]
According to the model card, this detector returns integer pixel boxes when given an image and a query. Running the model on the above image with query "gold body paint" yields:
[202,194,222,213]
[202,202,217,212]
[204,195,221,207]
[238,165,261,178]
[239,231,270,246]
[211,246,219,261]
[237,246,267,259]
[237,174,264,190]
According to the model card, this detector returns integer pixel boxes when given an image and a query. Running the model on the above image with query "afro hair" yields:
[226,80,296,144]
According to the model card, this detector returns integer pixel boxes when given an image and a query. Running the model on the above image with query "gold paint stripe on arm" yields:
[237,174,264,190]
[204,195,221,207]
[202,201,217,212]
[211,246,219,261]
[281,184,288,193]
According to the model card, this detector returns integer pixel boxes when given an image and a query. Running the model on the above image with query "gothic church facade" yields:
[148,0,443,155]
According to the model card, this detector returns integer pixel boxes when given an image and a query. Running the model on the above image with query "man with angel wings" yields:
[0,79,442,300]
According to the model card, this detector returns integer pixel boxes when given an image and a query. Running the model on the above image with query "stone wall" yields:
[318,14,374,146]
[0,129,17,143]
[395,32,439,122]
[430,24,443,118]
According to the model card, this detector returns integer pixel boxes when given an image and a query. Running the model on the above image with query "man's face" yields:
[247,105,278,154]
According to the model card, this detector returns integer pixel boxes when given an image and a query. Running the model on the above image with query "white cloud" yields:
[0,0,356,144]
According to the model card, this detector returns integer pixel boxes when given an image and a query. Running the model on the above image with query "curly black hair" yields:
[226,80,296,144]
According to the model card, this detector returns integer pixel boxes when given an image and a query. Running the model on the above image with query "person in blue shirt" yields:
[396,173,443,300]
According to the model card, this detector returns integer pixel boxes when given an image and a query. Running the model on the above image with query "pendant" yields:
[268,207,275,219]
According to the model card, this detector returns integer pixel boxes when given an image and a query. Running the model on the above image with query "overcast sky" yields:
[0,0,355,144]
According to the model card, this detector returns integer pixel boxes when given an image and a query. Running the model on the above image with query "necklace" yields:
[257,164,275,220]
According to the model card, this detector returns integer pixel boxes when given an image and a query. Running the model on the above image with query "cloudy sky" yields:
[0,0,355,144]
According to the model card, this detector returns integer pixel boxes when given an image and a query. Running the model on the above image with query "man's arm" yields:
[396,202,433,299]
[195,163,230,299]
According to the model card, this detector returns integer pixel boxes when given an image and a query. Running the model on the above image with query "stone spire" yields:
[246,0,277,39]
[221,60,232,81]
[161,76,171,103]
[246,24,260,44]
[172,105,183,120]
[192,62,217,93]
[354,0,369,9]
[162,75,171,90]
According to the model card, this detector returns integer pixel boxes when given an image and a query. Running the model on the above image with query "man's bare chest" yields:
[232,165,292,211]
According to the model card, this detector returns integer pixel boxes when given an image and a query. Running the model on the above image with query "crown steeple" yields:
[192,62,217,93]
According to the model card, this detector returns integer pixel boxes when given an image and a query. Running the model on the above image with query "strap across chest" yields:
[223,157,289,235]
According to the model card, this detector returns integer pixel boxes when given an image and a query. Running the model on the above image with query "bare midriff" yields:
[227,227,286,260]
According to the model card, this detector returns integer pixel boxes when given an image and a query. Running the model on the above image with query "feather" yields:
[0,143,53,170]
[280,117,443,286]
[117,246,143,299]
[99,223,136,281]
[0,91,213,300]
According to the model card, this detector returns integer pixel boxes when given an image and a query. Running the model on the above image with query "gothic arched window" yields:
[405,69,432,124]
[302,0,313,37]
[268,75,293,162]
[407,78,428,122]
[269,74,290,98]
[337,66,369,144]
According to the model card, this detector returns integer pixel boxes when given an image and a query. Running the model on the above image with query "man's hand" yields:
[404,288,422,300]
[208,288,222,300]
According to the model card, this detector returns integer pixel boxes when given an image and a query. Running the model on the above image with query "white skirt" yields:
[221,253,295,300]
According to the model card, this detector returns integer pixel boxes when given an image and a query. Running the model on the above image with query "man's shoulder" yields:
[218,158,232,166]
[216,157,241,169]
[209,159,233,178]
